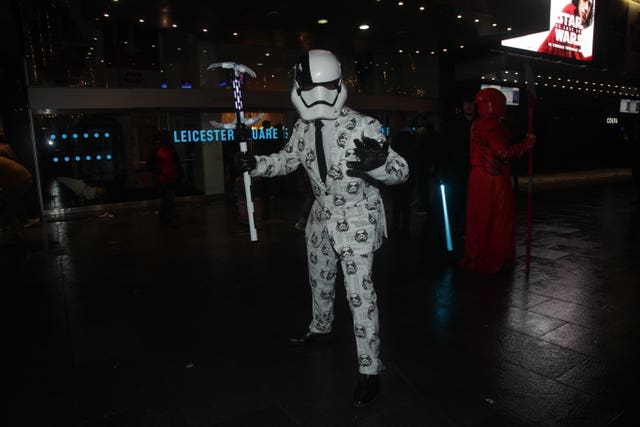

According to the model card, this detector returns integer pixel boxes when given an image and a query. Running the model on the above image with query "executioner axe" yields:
[207,62,264,241]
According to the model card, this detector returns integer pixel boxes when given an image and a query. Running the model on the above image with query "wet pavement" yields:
[4,178,640,426]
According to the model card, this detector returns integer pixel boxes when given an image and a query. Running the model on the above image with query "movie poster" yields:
[501,0,595,62]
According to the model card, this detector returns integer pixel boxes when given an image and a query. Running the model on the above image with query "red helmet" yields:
[475,88,506,118]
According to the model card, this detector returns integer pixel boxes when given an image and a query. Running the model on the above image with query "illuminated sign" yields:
[172,127,290,143]
[619,99,640,114]
[480,84,520,106]
[606,117,619,124]
[172,125,391,143]
[501,0,596,62]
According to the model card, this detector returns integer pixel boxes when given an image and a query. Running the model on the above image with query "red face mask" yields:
[475,88,506,118]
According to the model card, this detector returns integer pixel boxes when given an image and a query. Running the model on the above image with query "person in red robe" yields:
[459,88,535,274]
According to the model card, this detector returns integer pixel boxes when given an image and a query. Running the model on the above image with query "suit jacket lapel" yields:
[325,117,352,188]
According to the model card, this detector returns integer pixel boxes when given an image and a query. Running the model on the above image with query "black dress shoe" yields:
[287,330,332,346]
[352,374,380,408]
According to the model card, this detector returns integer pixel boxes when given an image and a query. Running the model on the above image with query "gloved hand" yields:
[346,135,389,179]
[234,151,257,173]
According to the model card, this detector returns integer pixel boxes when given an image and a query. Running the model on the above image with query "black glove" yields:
[346,136,389,179]
[234,151,257,173]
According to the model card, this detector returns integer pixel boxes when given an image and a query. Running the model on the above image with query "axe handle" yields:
[239,141,258,241]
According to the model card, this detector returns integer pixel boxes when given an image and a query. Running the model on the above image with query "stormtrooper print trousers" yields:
[306,228,382,375]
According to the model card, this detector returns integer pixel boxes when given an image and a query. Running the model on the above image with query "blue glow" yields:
[50,134,56,140]
[53,157,59,163]
[106,154,112,160]
[83,133,89,139]
[75,156,81,161]
[104,132,110,138]
[94,132,100,138]
[161,82,168,89]
[64,156,70,162]
[440,184,453,252]
[61,133,68,139]
[96,155,102,160]
[72,133,78,139]
[85,155,91,160]
[181,81,192,89]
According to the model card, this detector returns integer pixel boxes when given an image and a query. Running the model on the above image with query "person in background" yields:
[631,117,640,203]
[413,113,431,215]
[0,133,33,245]
[388,111,416,238]
[459,88,535,274]
[147,131,183,227]
[236,49,409,408]
[441,92,476,256]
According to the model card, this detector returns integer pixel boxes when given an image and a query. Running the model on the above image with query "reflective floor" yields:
[4,179,640,426]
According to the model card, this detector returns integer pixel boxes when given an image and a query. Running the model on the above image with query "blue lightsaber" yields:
[439,183,453,252]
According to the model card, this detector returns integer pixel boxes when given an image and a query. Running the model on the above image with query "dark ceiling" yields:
[75,0,551,56]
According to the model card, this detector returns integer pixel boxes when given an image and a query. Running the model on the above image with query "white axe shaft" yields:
[239,141,258,241]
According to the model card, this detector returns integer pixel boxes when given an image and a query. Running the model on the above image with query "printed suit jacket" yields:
[252,106,409,255]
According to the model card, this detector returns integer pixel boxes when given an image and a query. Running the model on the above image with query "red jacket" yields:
[470,117,532,177]
[150,143,182,184]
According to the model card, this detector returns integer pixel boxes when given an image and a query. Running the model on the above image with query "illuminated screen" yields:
[501,0,596,62]
[619,99,640,114]
[480,84,520,106]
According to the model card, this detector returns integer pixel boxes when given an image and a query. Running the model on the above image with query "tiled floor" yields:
[4,179,640,426]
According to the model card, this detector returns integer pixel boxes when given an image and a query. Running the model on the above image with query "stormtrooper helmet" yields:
[291,49,347,121]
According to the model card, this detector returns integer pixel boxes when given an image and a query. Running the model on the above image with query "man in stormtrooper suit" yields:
[237,49,409,408]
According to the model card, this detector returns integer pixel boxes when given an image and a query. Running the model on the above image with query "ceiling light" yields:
[398,49,403,53]
[492,23,497,27]
[138,18,144,23]
[203,28,208,32]
[233,32,238,36]
[419,6,425,11]
[442,48,447,52]
[172,24,177,28]
[457,14,462,19]
[265,52,270,56]
[103,13,109,18]
[459,45,464,48]
[359,24,370,30]
[507,27,512,31]
[474,18,479,23]
[398,2,404,5]
[318,19,328,24]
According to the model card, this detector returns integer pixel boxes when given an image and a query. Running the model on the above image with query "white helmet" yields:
[291,49,347,121]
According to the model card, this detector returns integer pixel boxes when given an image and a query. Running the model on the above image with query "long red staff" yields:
[525,85,536,274]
